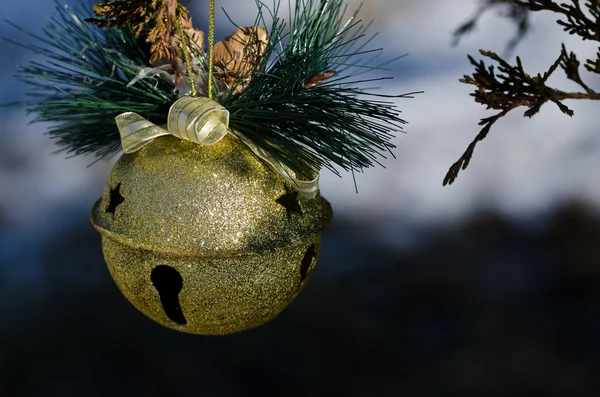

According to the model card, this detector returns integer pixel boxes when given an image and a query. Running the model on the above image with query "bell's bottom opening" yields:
[98,235,322,335]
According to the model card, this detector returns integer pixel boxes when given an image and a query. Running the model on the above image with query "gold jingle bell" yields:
[91,135,332,334]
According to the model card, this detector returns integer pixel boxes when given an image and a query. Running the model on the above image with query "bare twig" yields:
[445,0,600,185]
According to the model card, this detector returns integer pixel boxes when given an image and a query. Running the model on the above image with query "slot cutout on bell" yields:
[151,265,187,325]
[300,244,316,283]
[106,182,125,217]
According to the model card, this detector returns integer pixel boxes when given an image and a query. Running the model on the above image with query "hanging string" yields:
[207,0,215,99]
[177,17,197,97]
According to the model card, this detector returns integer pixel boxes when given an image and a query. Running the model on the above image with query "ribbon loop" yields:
[116,96,319,198]
[167,96,229,145]
[115,113,171,153]
[236,134,319,198]
[116,96,229,154]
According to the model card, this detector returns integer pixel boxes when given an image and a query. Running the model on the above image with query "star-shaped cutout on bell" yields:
[105,182,125,217]
[276,186,302,216]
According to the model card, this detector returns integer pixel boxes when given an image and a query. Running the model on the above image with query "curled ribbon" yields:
[115,96,319,198]
[116,96,229,152]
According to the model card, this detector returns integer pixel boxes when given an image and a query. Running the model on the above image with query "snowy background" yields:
[1,1,600,396]
[1,0,599,233]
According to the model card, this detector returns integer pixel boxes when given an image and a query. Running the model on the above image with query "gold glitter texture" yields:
[91,134,332,334]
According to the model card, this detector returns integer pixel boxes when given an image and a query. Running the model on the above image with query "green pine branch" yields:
[224,0,417,179]
[4,0,177,159]
[4,0,416,182]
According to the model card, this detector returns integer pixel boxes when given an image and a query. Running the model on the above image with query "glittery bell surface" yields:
[91,134,332,334]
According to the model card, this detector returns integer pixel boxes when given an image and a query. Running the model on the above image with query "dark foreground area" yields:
[1,201,600,396]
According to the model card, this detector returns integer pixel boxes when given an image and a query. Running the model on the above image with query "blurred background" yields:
[1,0,600,395]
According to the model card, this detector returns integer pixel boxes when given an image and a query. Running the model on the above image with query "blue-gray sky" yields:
[1,0,599,237]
